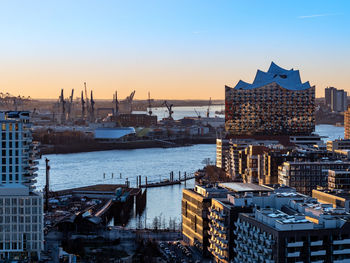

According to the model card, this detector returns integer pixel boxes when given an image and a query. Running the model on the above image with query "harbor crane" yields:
[81,90,85,120]
[0,93,31,111]
[148,92,152,116]
[67,89,74,120]
[207,97,212,118]
[194,108,201,119]
[90,90,95,121]
[162,101,174,120]
[59,89,66,123]
[84,82,90,114]
[126,90,136,104]
[113,91,119,116]
[124,90,135,113]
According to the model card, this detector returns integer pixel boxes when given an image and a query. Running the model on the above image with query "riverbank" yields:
[39,136,216,154]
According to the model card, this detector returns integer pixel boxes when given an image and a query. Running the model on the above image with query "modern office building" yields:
[225,62,315,136]
[325,87,348,112]
[0,111,43,261]
[278,161,350,195]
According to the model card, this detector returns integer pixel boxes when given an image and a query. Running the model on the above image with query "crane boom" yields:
[162,101,174,120]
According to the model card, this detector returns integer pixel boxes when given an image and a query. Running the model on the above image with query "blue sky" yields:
[0,0,348,99]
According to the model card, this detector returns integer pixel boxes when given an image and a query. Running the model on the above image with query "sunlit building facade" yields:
[225,62,315,136]
[0,112,42,261]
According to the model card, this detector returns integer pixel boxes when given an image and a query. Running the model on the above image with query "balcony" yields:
[287,252,300,257]
[333,249,350,255]
[287,241,304,248]
[310,250,326,256]
[310,240,323,246]
[333,239,350,245]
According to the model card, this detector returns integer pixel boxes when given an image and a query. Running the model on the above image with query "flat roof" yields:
[218,183,272,193]
[313,189,350,200]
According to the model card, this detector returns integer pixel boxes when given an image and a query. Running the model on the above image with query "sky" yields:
[0,0,349,100]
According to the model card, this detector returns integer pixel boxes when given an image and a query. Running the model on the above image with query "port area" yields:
[45,184,147,230]
[38,135,216,154]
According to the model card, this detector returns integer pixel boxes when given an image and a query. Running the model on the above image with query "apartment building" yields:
[345,106,350,140]
[313,189,350,212]
[216,139,230,169]
[235,203,350,263]
[0,111,43,261]
[328,169,350,191]
[182,185,228,254]
[278,161,350,195]
[327,139,350,152]
[325,87,348,112]
[225,62,315,136]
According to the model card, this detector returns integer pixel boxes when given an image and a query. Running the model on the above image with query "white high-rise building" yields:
[0,111,43,261]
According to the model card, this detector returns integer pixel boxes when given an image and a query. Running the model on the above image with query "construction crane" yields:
[162,101,174,120]
[207,97,212,118]
[148,92,152,116]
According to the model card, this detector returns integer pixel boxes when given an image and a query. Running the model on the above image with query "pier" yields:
[138,171,196,188]
[50,184,147,227]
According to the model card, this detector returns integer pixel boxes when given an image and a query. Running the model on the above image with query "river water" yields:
[35,119,344,227]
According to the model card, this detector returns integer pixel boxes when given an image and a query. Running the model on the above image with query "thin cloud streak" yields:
[298,13,341,19]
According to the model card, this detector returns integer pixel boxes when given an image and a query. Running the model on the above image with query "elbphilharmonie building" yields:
[225,62,315,136]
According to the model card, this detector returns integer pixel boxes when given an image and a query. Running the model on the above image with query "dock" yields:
[50,184,147,227]
[138,172,196,188]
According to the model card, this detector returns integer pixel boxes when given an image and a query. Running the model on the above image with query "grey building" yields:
[325,87,348,112]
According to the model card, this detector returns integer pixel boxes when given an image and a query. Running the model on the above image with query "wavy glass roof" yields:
[233,62,311,91]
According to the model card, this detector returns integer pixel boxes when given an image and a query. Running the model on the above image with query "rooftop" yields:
[230,62,312,91]
[219,182,272,193]
[314,189,350,200]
